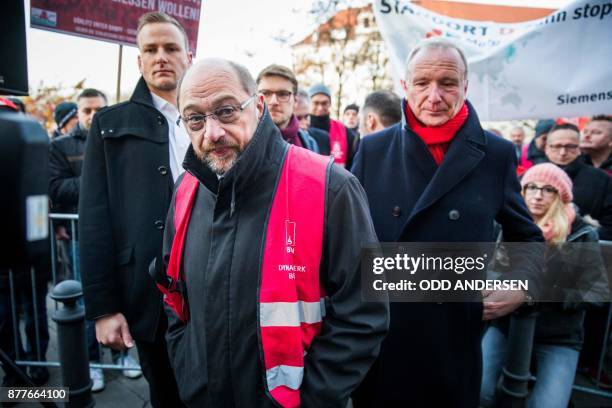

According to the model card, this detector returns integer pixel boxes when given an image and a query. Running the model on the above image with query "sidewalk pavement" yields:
[1,290,151,408]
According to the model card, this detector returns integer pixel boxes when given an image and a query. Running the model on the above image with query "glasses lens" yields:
[187,115,205,131]
[215,106,239,124]
[543,186,558,195]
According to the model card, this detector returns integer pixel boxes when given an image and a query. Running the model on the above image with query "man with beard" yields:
[255,64,324,152]
[351,38,543,407]
[79,11,189,406]
[308,83,358,168]
[156,58,388,407]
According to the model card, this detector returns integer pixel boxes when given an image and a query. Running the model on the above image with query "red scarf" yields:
[405,101,469,166]
[279,115,303,148]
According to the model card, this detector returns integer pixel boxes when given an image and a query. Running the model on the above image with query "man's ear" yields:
[400,79,409,94]
[187,51,194,65]
[137,54,143,75]
[367,113,377,133]
[256,94,265,120]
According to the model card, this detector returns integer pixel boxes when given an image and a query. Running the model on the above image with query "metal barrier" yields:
[3,213,140,376]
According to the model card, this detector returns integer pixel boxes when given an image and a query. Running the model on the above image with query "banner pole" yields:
[116,44,123,103]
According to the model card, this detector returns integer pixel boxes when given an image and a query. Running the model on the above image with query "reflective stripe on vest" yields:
[328,119,348,167]
[162,145,330,408]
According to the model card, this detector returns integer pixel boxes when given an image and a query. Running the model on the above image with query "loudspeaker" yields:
[0,1,29,96]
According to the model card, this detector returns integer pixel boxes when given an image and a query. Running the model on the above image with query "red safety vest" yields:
[159,145,331,408]
[328,119,349,168]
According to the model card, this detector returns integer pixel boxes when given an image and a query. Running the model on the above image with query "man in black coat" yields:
[545,123,612,240]
[351,38,544,407]
[49,89,107,216]
[79,11,191,407]
[581,115,612,175]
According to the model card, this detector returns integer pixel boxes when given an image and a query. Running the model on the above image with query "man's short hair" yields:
[137,11,189,51]
[296,88,310,104]
[549,123,580,137]
[344,103,359,114]
[256,65,298,95]
[405,38,468,80]
[177,60,257,109]
[591,115,612,124]
[78,88,107,103]
[362,91,402,128]
[229,61,257,95]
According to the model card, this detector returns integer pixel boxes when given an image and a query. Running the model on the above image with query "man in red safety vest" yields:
[155,58,389,408]
[308,83,359,169]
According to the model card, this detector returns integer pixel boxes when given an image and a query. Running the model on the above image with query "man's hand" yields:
[482,290,526,321]
[95,313,135,350]
[55,226,70,241]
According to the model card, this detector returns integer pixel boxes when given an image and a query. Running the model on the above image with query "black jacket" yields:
[309,115,359,168]
[582,153,612,175]
[79,77,174,342]
[561,158,612,240]
[49,123,88,214]
[162,108,389,407]
[494,216,609,350]
[351,100,544,407]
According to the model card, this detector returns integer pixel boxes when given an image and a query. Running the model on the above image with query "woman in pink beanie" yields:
[520,163,575,243]
[481,163,609,407]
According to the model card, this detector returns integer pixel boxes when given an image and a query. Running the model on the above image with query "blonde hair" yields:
[535,195,572,244]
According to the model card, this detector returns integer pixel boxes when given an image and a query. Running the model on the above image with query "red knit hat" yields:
[521,163,573,203]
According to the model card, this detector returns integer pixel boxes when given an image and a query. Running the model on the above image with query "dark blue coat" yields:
[351,101,544,407]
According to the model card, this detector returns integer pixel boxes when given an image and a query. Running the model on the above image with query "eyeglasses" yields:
[259,90,293,103]
[296,114,309,121]
[547,143,579,152]
[177,94,256,132]
[523,183,558,197]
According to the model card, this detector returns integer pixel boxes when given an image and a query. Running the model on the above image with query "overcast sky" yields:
[24,0,573,101]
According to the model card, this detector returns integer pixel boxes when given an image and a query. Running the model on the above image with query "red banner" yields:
[30,0,202,55]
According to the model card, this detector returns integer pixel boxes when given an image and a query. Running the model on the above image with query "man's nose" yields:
[154,49,169,63]
[205,117,225,142]
[426,84,442,103]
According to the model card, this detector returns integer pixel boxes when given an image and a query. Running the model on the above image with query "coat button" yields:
[109,129,114,134]
[158,165,168,175]
[157,116,164,125]
[448,210,460,221]
[392,206,401,217]
[101,130,105,135]
[154,220,164,230]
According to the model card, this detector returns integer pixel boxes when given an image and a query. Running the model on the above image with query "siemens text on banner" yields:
[373,0,612,120]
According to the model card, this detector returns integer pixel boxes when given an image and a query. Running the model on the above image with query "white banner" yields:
[373,0,612,120]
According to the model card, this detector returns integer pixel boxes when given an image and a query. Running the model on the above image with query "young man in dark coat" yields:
[255,64,320,152]
[79,11,191,406]
[545,123,612,240]
[351,38,544,407]
[159,58,388,407]
[580,115,612,175]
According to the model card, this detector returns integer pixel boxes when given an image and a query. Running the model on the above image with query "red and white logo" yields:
[285,220,296,247]
[331,142,344,160]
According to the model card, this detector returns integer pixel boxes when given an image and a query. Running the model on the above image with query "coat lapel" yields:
[407,101,487,221]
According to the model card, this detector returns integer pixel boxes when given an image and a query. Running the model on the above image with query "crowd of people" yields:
[1,9,612,408]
